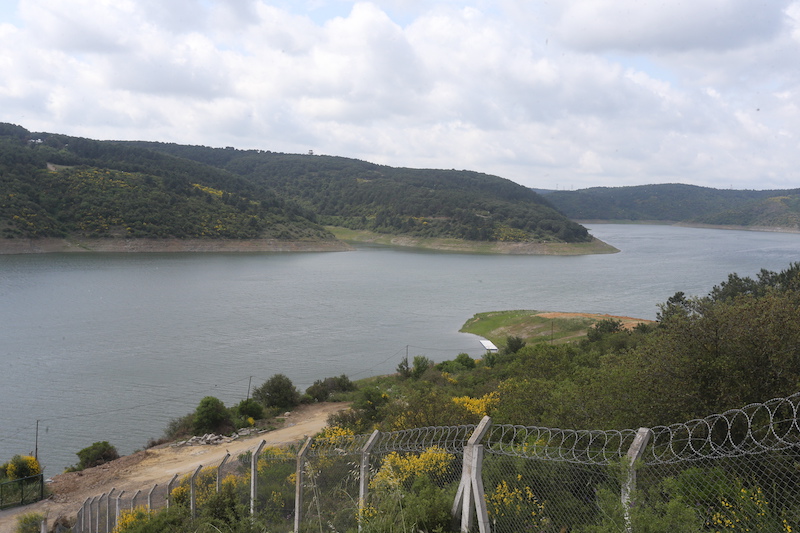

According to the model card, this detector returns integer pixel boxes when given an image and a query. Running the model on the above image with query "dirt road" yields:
[0,402,349,532]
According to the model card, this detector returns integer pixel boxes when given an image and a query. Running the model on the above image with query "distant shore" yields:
[327,227,620,255]
[576,219,800,234]
[0,233,619,256]
[0,237,354,254]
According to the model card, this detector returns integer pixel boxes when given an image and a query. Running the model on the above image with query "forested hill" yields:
[0,123,340,242]
[123,141,591,243]
[542,184,800,230]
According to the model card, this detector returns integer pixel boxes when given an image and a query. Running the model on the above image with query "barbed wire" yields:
[485,425,639,465]
[645,392,800,464]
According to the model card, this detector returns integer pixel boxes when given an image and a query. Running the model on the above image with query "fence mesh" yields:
[70,393,800,533]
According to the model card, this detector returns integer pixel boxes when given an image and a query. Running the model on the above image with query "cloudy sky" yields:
[1,1,799,191]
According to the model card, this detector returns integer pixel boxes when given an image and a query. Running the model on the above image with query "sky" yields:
[1,0,799,191]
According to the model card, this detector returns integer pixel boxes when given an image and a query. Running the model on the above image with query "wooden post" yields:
[358,430,381,531]
[623,427,651,532]
[250,440,266,516]
[294,437,312,533]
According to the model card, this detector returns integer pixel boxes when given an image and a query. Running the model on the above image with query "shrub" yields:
[163,413,194,441]
[253,374,300,410]
[6,455,41,480]
[193,396,232,435]
[234,398,264,420]
[15,512,44,533]
[74,441,119,470]
[306,374,356,402]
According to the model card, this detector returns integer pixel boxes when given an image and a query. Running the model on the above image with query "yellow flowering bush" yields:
[452,391,499,417]
[486,476,548,527]
[6,455,41,480]
[370,446,453,491]
[113,507,152,532]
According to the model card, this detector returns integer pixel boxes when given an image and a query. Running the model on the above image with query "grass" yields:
[460,310,606,347]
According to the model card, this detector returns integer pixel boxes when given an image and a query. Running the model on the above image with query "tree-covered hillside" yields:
[0,124,334,241]
[124,142,592,244]
[543,183,800,229]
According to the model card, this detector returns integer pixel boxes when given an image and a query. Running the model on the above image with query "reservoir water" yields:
[1,224,799,473]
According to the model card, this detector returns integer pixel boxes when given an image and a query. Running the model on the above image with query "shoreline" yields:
[0,237,354,255]
[327,227,620,255]
[576,220,800,234]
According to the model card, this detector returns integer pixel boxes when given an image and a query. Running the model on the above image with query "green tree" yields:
[193,396,232,434]
[253,374,300,410]
[74,441,119,470]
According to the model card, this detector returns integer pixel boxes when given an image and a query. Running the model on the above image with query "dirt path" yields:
[0,402,349,532]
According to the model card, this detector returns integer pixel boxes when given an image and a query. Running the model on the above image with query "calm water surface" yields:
[1,224,799,472]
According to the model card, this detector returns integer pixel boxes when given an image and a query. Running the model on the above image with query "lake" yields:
[1,224,799,473]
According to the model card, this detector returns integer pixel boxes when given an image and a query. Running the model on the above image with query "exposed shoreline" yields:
[0,234,620,256]
[0,237,355,255]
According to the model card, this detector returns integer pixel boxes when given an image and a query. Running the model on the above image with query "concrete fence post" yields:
[95,493,104,533]
[358,430,381,531]
[294,437,313,533]
[217,452,231,492]
[130,489,141,510]
[166,474,178,508]
[115,490,125,522]
[250,440,266,516]
[453,416,492,533]
[106,488,115,533]
[147,484,158,510]
[88,496,97,533]
[623,427,651,532]
[190,464,202,518]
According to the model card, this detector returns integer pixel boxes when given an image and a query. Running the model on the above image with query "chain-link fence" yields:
[72,393,800,532]
[0,474,44,510]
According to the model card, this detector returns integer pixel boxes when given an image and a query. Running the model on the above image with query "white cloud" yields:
[1,0,799,190]
[555,0,790,53]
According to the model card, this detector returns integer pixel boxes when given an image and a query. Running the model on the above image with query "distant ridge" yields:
[544,183,800,231]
